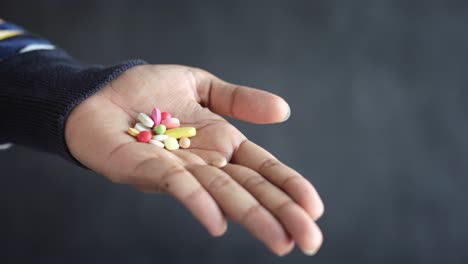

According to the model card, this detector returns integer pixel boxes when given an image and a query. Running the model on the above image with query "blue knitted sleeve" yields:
[0,19,147,162]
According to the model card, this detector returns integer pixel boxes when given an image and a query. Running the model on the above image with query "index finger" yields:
[231,140,324,220]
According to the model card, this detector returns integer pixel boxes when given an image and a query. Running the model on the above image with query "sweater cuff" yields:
[0,49,147,162]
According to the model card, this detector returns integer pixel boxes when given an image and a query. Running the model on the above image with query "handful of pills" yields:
[127,108,196,150]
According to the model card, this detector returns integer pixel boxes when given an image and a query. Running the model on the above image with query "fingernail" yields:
[210,220,228,237]
[302,249,318,256]
[281,104,291,122]
[211,157,227,168]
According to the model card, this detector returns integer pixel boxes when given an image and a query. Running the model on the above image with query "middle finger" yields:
[187,164,294,256]
[223,163,323,255]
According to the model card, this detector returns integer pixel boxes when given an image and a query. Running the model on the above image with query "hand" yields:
[65,65,324,256]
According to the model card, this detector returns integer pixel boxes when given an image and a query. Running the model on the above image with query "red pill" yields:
[160,112,171,122]
[137,130,152,143]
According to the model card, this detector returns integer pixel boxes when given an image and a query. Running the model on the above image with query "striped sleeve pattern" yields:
[0,19,146,160]
[0,19,55,150]
[0,18,55,61]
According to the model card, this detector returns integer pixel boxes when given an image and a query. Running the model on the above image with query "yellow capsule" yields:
[127,127,140,137]
[164,127,196,139]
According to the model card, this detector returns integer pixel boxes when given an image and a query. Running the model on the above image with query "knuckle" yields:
[259,158,281,173]
[208,175,232,190]
[239,204,263,224]
[183,186,204,202]
[164,165,188,179]
[244,176,269,191]
[274,200,296,212]
[159,165,188,188]
[126,157,156,184]
[280,175,302,189]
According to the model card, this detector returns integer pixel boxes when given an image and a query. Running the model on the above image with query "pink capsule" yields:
[150,108,161,127]
[161,117,180,129]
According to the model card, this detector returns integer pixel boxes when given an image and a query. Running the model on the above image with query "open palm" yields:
[65,65,324,256]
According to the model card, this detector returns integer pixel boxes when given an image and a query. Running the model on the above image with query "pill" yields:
[127,127,140,137]
[160,112,171,122]
[150,108,161,126]
[138,112,154,128]
[134,122,150,132]
[149,139,164,148]
[164,137,179,150]
[154,124,166,135]
[137,130,152,143]
[179,137,191,149]
[153,134,169,141]
[164,127,196,139]
[161,117,180,129]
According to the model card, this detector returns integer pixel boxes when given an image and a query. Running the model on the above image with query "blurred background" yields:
[1,0,467,263]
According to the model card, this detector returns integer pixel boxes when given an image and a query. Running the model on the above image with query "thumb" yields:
[194,69,291,124]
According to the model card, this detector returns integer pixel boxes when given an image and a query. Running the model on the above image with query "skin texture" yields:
[65,65,324,256]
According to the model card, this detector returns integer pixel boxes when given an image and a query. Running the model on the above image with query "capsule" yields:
[164,127,196,139]
[127,127,140,137]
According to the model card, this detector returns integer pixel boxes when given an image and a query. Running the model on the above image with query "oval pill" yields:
[152,134,169,141]
[150,108,161,126]
[154,124,166,135]
[149,139,164,148]
[134,122,150,132]
[179,137,191,149]
[138,112,154,128]
[161,117,180,129]
[127,127,140,137]
[137,130,152,143]
[164,137,179,150]
[164,127,196,139]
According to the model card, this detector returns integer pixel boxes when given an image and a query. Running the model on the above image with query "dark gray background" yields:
[1,0,467,263]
